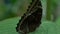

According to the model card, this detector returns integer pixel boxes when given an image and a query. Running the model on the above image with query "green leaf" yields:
[0,17,60,34]
[0,17,20,34]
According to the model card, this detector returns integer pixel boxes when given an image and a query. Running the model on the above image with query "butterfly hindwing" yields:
[16,0,42,34]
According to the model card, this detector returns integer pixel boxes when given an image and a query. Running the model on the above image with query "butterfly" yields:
[16,0,42,34]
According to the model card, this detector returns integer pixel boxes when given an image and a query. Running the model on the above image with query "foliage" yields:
[0,0,60,34]
[0,17,60,34]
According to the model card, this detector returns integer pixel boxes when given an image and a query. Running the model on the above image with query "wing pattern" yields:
[16,0,42,34]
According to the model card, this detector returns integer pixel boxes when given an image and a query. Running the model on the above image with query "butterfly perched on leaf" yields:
[16,0,42,34]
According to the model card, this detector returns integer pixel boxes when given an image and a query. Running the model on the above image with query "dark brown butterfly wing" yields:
[16,0,42,34]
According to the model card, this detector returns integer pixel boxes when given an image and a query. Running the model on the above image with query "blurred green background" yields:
[0,0,60,34]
